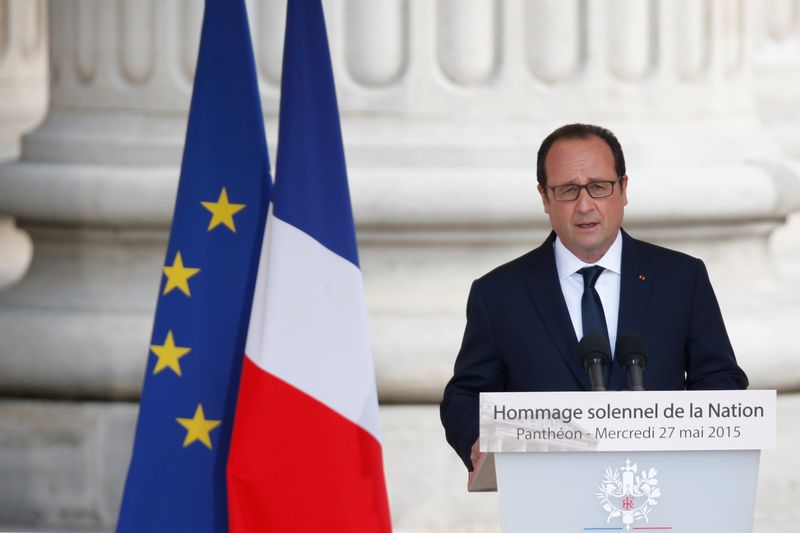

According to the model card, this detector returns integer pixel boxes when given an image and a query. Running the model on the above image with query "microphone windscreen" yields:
[579,333,611,367]
[616,333,648,368]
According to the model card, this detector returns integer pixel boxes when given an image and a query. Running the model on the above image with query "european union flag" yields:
[117,0,270,530]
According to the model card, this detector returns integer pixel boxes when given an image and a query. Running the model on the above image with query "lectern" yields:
[470,390,776,532]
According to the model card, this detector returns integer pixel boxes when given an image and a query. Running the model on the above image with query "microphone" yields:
[579,334,612,392]
[616,334,648,391]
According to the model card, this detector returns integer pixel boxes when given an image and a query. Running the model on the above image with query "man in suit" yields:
[440,123,748,471]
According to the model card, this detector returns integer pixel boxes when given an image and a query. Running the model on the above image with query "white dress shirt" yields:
[554,231,623,356]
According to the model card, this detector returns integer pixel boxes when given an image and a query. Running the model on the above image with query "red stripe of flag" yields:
[227,356,391,532]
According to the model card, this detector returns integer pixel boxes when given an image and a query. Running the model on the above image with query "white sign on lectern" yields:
[471,390,776,532]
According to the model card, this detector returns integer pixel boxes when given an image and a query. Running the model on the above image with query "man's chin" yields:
[568,237,611,263]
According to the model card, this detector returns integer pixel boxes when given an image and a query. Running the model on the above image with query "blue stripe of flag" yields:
[271,0,360,268]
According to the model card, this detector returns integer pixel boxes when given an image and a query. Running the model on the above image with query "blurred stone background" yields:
[0,0,799,531]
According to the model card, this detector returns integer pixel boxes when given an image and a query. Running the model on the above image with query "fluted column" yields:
[0,2,190,401]
[752,0,800,157]
[0,0,45,289]
[2,0,800,402]
[751,0,800,323]
[330,0,752,119]
[0,1,280,399]
[1,1,800,531]
[328,0,800,396]
[0,0,46,158]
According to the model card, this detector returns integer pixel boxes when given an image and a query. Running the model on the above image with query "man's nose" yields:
[574,187,595,211]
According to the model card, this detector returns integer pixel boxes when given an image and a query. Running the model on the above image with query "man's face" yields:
[538,135,628,263]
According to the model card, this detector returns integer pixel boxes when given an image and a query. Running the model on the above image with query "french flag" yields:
[226,1,392,531]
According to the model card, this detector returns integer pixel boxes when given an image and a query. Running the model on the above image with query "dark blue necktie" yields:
[578,266,609,343]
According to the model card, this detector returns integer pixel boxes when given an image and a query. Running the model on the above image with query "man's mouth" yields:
[576,222,599,229]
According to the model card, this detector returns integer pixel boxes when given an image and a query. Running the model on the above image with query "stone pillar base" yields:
[0,216,32,290]
[1,399,799,531]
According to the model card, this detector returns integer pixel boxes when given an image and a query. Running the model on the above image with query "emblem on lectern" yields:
[596,458,661,530]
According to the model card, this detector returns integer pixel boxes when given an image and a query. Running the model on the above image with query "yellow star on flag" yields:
[201,187,246,232]
[176,404,221,449]
[150,330,191,376]
[162,251,200,296]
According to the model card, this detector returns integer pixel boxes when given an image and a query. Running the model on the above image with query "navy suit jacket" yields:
[440,230,748,470]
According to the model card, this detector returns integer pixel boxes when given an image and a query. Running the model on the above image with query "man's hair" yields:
[536,123,626,187]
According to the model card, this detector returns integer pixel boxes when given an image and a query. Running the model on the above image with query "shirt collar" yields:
[554,230,623,281]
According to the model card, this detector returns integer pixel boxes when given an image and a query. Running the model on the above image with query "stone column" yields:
[3,0,795,405]
[0,0,45,289]
[0,1,199,402]
[752,0,800,281]
[0,1,201,527]
[0,0,46,158]
[752,0,800,157]
[330,0,800,399]
[0,0,799,530]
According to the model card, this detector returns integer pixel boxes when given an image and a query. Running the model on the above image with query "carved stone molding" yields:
[0,0,799,402]
[0,0,46,157]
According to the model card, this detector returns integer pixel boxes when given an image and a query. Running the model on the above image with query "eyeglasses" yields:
[543,178,622,202]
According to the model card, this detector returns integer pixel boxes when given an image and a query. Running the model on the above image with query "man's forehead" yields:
[549,134,612,154]
[545,135,616,175]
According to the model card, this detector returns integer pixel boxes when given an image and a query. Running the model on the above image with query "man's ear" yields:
[620,175,628,206]
[537,184,550,214]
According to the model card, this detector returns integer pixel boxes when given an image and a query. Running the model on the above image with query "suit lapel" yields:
[609,230,654,390]
[524,234,590,390]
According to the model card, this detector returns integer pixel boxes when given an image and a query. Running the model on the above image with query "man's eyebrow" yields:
[551,177,612,186]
